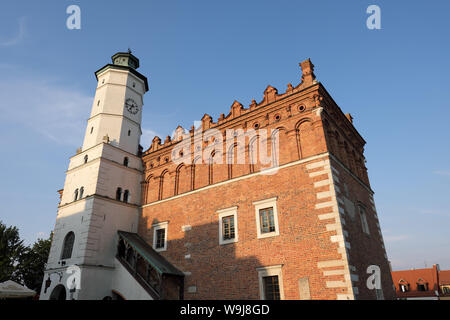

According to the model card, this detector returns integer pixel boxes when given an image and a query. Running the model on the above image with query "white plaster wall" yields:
[46,198,94,269]
[48,194,139,268]
[68,143,142,174]
[63,144,142,207]
[76,266,115,300]
[68,143,104,170]
[40,265,115,300]
[83,114,124,152]
[82,198,138,266]
[102,143,142,171]
[82,68,144,154]
[111,258,153,300]
[60,161,100,206]
[96,160,142,205]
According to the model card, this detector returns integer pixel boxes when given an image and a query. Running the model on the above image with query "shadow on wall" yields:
[141,216,267,300]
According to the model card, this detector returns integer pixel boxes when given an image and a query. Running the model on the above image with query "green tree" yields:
[16,234,52,293]
[0,221,25,282]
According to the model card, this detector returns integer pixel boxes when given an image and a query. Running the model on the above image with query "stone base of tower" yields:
[40,231,184,300]
[40,263,152,300]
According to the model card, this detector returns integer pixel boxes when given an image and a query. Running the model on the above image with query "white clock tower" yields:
[40,52,151,300]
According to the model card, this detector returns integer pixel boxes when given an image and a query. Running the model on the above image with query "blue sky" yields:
[0,0,449,271]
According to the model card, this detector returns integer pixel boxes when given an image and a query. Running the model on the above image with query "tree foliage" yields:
[16,235,52,293]
[0,221,24,283]
[0,220,52,293]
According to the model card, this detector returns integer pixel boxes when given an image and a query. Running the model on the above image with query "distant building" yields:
[439,270,450,300]
[391,264,450,300]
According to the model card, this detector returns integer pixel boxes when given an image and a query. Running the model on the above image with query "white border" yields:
[256,265,284,300]
[217,206,238,245]
[253,197,279,239]
[152,221,168,252]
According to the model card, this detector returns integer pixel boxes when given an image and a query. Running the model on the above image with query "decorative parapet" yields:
[143,58,319,155]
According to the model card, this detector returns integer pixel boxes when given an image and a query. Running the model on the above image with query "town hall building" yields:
[40,52,395,300]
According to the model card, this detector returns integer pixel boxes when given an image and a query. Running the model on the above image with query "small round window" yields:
[298,105,306,112]
[253,122,260,129]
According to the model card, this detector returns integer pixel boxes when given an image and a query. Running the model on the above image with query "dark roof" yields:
[94,64,149,92]
[118,231,184,277]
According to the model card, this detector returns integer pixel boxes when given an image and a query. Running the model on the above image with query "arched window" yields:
[417,279,428,291]
[126,247,135,267]
[123,157,129,167]
[116,188,122,201]
[84,155,88,164]
[79,187,84,199]
[399,280,409,292]
[74,189,79,201]
[123,190,129,203]
[359,205,370,235]
[61,232,75,260]
[117,240,126,258]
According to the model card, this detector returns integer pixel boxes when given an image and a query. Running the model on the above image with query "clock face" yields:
[125,98,139,115]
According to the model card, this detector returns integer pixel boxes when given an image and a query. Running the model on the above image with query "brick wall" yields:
[138,59,394,299]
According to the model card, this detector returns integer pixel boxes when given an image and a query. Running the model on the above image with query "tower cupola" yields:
[111,49,140,69]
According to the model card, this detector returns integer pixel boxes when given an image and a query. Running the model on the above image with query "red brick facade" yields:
[139,59,395,300]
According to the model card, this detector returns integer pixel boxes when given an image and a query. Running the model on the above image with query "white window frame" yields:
[254,197,279,239]
[152,222,168,252]
[256,265,284,300]
[217,206,238,245]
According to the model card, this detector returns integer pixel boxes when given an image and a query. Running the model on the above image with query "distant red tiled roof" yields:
[392,268,437,285]
[440,270,450,285]
[391,265,440,297]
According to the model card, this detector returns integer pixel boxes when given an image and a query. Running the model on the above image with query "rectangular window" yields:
[257,265,284,300]
[155,229,165,249]
[254,197,279,239]
[359,206,370,235]
[259,207,275,233]
[152,222,168,252]
[263,276,280,300]
[417,284,427,291]
[218,206,238,245]
[222,216,235,240]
